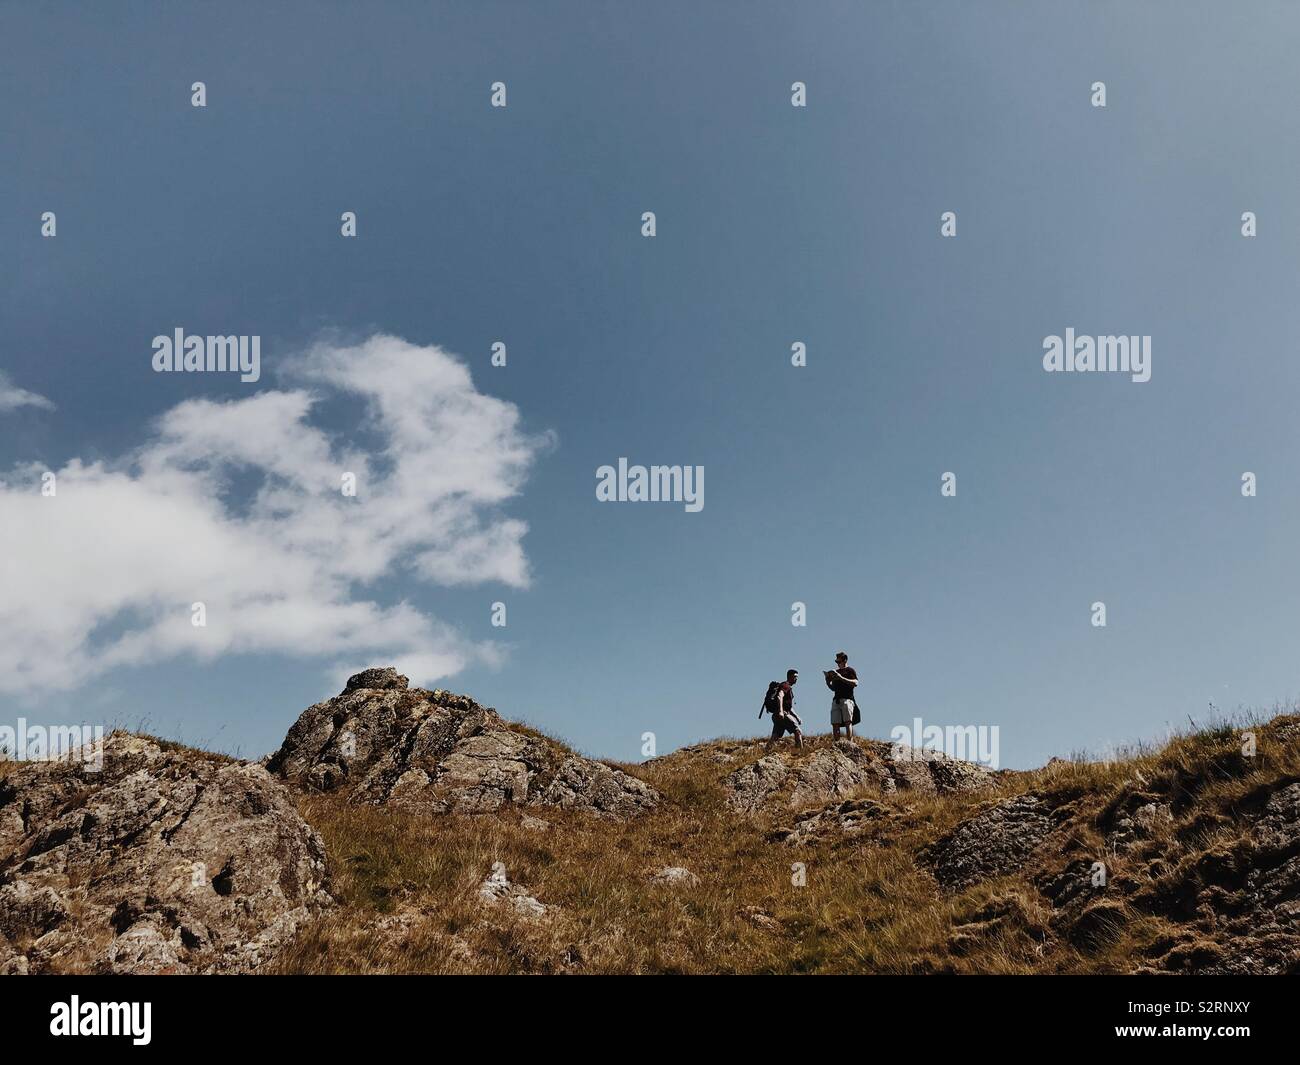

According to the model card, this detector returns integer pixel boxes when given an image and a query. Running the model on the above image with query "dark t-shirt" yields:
[829,666,857,701]
[777,681,796,715]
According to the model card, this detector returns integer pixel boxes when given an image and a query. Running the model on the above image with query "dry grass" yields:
[189,715,1300,972]
[4,708,1289,973]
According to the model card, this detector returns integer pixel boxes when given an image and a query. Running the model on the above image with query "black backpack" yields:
[760,681,783,718]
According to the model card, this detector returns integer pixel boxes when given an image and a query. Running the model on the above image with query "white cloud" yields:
[0,335,550,695]
[0,371,54,413]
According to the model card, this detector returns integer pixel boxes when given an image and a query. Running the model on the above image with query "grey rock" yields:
[479,862,547,918]
[789,743,885,808]
[648,866,698,886]
[740,906,781,931]
[0,732,331,974]
[771,796,899,846]
[107,917,185,975]
[1134,783,1300,974]
[270,669,659,819]
[884,743,998,795]
[927,795,1056,890]
[529,756,659,817]
[345,666,408,692]
[1211,783,1300,972]
[0,881,67,941]
[723,739,995,815]
[724,756,790,813]
[1253,781,1300,856]
[1109,801,1173,852]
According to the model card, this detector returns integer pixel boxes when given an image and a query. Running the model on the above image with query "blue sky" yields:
[3,2,1299,768]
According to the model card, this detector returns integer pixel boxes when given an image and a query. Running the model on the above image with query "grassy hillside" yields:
[272,710,1300,974]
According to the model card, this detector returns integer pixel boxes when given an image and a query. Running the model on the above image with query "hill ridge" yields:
[2,668,1298,974]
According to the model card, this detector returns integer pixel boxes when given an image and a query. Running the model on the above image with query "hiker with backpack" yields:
[762,669,803,751]
[824,651,860,741]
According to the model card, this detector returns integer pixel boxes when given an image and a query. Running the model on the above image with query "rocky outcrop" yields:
[1211,782,1300,973]
[724,755,791,813]
[789,743,885,807]
[1107,801,1172,852]
[269,668,659,819]
[926,795,1058,890]
[1130,781,1300,974]
[479,862,547,919]
[770,796,903,847]
[724,740,996,814]
[908,747,1001,795]
[529,756,659,814]
[0,733,331,975]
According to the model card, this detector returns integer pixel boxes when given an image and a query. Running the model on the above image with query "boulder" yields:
[926,795,1057,890]
[723,739,995,814]
[479,862,547,919]
[770,796,900,847]
[724,756,790,813]
[0,732,331,974]
[345,666,408,692]
[1193,782,1300,974]
[1111,782,1300,974]
[1107,801,1173,852]
[530,756,659,816]
[882,742,998,795]
[740,905,781,932]
[648,866,699,887]
[269,669,658,818]
[789,743,886,807]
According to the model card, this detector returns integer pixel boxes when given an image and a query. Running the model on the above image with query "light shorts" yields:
[831,698,855,726]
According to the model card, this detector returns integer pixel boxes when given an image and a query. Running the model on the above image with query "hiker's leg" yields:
[794,730,803,749]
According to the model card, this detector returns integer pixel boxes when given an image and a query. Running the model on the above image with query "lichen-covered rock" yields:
[881,743,999,795]
[1252,781,1300,857]
[269,668,658,818]
[529,756,658,816]
[918,750,1000,794]
[926,795,1056,890]
[345,666,409,692]
[770,796,901,847]
[723,739,995,814]
[0,733,331,974]
[648,866,699,886]
[1107,801,1173,852]
[479,862,547,918]
[724,756,790,812]
[789,743,885,807]
[1184,782,1300,974]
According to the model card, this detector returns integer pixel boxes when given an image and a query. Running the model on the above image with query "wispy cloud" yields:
[0,335,551,694]
[0,371,54,413]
